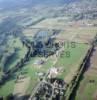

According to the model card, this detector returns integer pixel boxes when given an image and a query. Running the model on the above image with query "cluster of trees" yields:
[32,31,59,57]
[0,33,56,85]
[0,39,33,85]
[26,17,45,27]
[1,48,15,72]
[0,46,16,84]
[0,16,29,85]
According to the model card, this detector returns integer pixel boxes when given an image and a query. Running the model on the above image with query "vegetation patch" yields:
[55,43,89,81]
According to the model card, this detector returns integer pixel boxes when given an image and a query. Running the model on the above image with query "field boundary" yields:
[64,44,94,100]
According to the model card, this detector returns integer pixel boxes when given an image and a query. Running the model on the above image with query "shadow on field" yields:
[13,94,30,100]
[0,94,30,100]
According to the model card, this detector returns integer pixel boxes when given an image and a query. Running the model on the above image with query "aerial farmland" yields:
[0,0,97,100]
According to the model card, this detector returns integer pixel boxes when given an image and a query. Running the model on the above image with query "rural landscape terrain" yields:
[0,0,97,100]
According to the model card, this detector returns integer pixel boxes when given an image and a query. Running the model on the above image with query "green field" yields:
[55,43,90,82]
[5,38,27,70]
[0,53,54,97]
[75,75,97,100]
[0,38,28,97]
[0,41,91,97]
[74,46,97,100]
[16,56,54,94]
[0,79,15,97]
[18,42,90,94]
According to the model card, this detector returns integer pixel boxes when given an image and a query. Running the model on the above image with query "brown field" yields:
[23,28,39,37]
[55,27,97,44]
[27,17,97,44]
